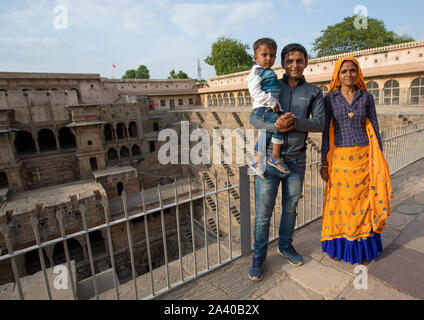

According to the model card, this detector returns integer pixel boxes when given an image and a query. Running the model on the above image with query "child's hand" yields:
[272,105,280,113]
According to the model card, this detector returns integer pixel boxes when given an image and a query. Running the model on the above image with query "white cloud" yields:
[0,0,169,34]
[0,37,58,45]
[396,25,412,36]
[171,1,276,39]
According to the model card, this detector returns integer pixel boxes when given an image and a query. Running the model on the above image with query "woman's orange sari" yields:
[321,119,394,241]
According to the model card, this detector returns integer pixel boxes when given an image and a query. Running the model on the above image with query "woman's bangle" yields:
[320,164,328,168]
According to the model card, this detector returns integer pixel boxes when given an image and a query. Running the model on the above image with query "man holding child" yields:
[247,40,325,280]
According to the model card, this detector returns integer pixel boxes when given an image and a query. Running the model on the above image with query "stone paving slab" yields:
[394,219,424,254]
[368,247,424,299]
[386,211,416,230]
[340,277,418,300]
[257,274,324,300]
[284,258,353,300]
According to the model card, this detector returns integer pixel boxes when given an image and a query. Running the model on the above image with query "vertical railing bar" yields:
[225,170,232,260]
[0,224,24,300]
[101,197,120,300]
[158,185,170,289]
[121,192,139,300]
[80,203,99,300]
[214,170,221,264]
[141,189,155,296]
[55,209,77,300]
[201,175,209,270]
[309,147,313,223]
[29,215,52,300]
[174,179,184,282]
[240,166,252,256]
[188,176,197,277]
[315,148,319,220]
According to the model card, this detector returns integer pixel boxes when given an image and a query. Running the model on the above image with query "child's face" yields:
[254,44,276,69]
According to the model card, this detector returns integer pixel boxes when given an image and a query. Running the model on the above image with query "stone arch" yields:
[24,249,50,275]
[383,80,400,105]
[410,77,424,105]
[132,144,141,156]
[238,92,244,106]
[104,123,114,142]
[0,172,8,188]
[108,148,118,161]
[149,141,156,152]
[223,93,229,106]
[88,230,106,256]
[129,122,138,137]
[116,122,127,140]
[90,157,98,171]
[117,182,124,196]
[53,239,84,265]
[71,88,82,104]
[37,128,57,152]
[218,94,223,107]
[230,93,235,106]
[366,81,380,105]
[120,146,130,158]
[245,92,252,107]
[58,126,76,149]
[15,131,36,155]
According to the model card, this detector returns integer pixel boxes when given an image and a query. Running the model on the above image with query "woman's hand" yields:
[320,164,329,182]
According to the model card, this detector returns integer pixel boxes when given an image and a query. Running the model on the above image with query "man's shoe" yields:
[278,245,303,266]
[248,256,265,281]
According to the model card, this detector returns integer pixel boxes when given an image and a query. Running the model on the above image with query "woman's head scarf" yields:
[328,56,368,93]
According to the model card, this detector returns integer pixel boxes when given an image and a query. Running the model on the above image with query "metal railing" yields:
[1,121,424,300]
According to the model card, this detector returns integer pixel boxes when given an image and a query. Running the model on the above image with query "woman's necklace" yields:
[340,88,357,118]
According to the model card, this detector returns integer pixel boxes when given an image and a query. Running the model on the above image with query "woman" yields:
[320,56,393,265]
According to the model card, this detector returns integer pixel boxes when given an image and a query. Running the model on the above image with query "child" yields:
[247,38,294,177]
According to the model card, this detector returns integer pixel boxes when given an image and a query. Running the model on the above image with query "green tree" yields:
[205,37,254,76]
[122,65,150,79]
[312,16,415,57]
[168,69,189,79]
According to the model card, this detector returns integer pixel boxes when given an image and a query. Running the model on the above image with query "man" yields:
[248,43,325,281]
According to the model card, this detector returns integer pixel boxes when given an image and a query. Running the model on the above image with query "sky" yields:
[1,0,424,80]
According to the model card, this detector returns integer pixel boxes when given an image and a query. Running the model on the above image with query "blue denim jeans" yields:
[253,153,306,259]
[252,107,284,152]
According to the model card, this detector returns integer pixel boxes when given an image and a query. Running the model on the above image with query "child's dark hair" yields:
[253,38,277,54]
[280,43,308,62]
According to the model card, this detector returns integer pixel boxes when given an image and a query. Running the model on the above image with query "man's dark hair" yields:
[281,43,308,62]
[253,38,277,54]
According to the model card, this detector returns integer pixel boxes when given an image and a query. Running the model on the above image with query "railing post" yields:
[239,165,251,257]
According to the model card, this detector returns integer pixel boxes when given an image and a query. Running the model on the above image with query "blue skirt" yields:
[322,233,383,265]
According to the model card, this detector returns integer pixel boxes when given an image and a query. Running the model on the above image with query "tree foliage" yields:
[168,69,189,79]
[122,65,150,79]
[205,37,254,76]
[312,16,415,57]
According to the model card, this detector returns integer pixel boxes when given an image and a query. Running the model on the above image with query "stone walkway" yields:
[158,158,424,300]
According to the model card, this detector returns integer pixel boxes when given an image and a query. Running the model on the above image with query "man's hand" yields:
[275,113,295,132]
